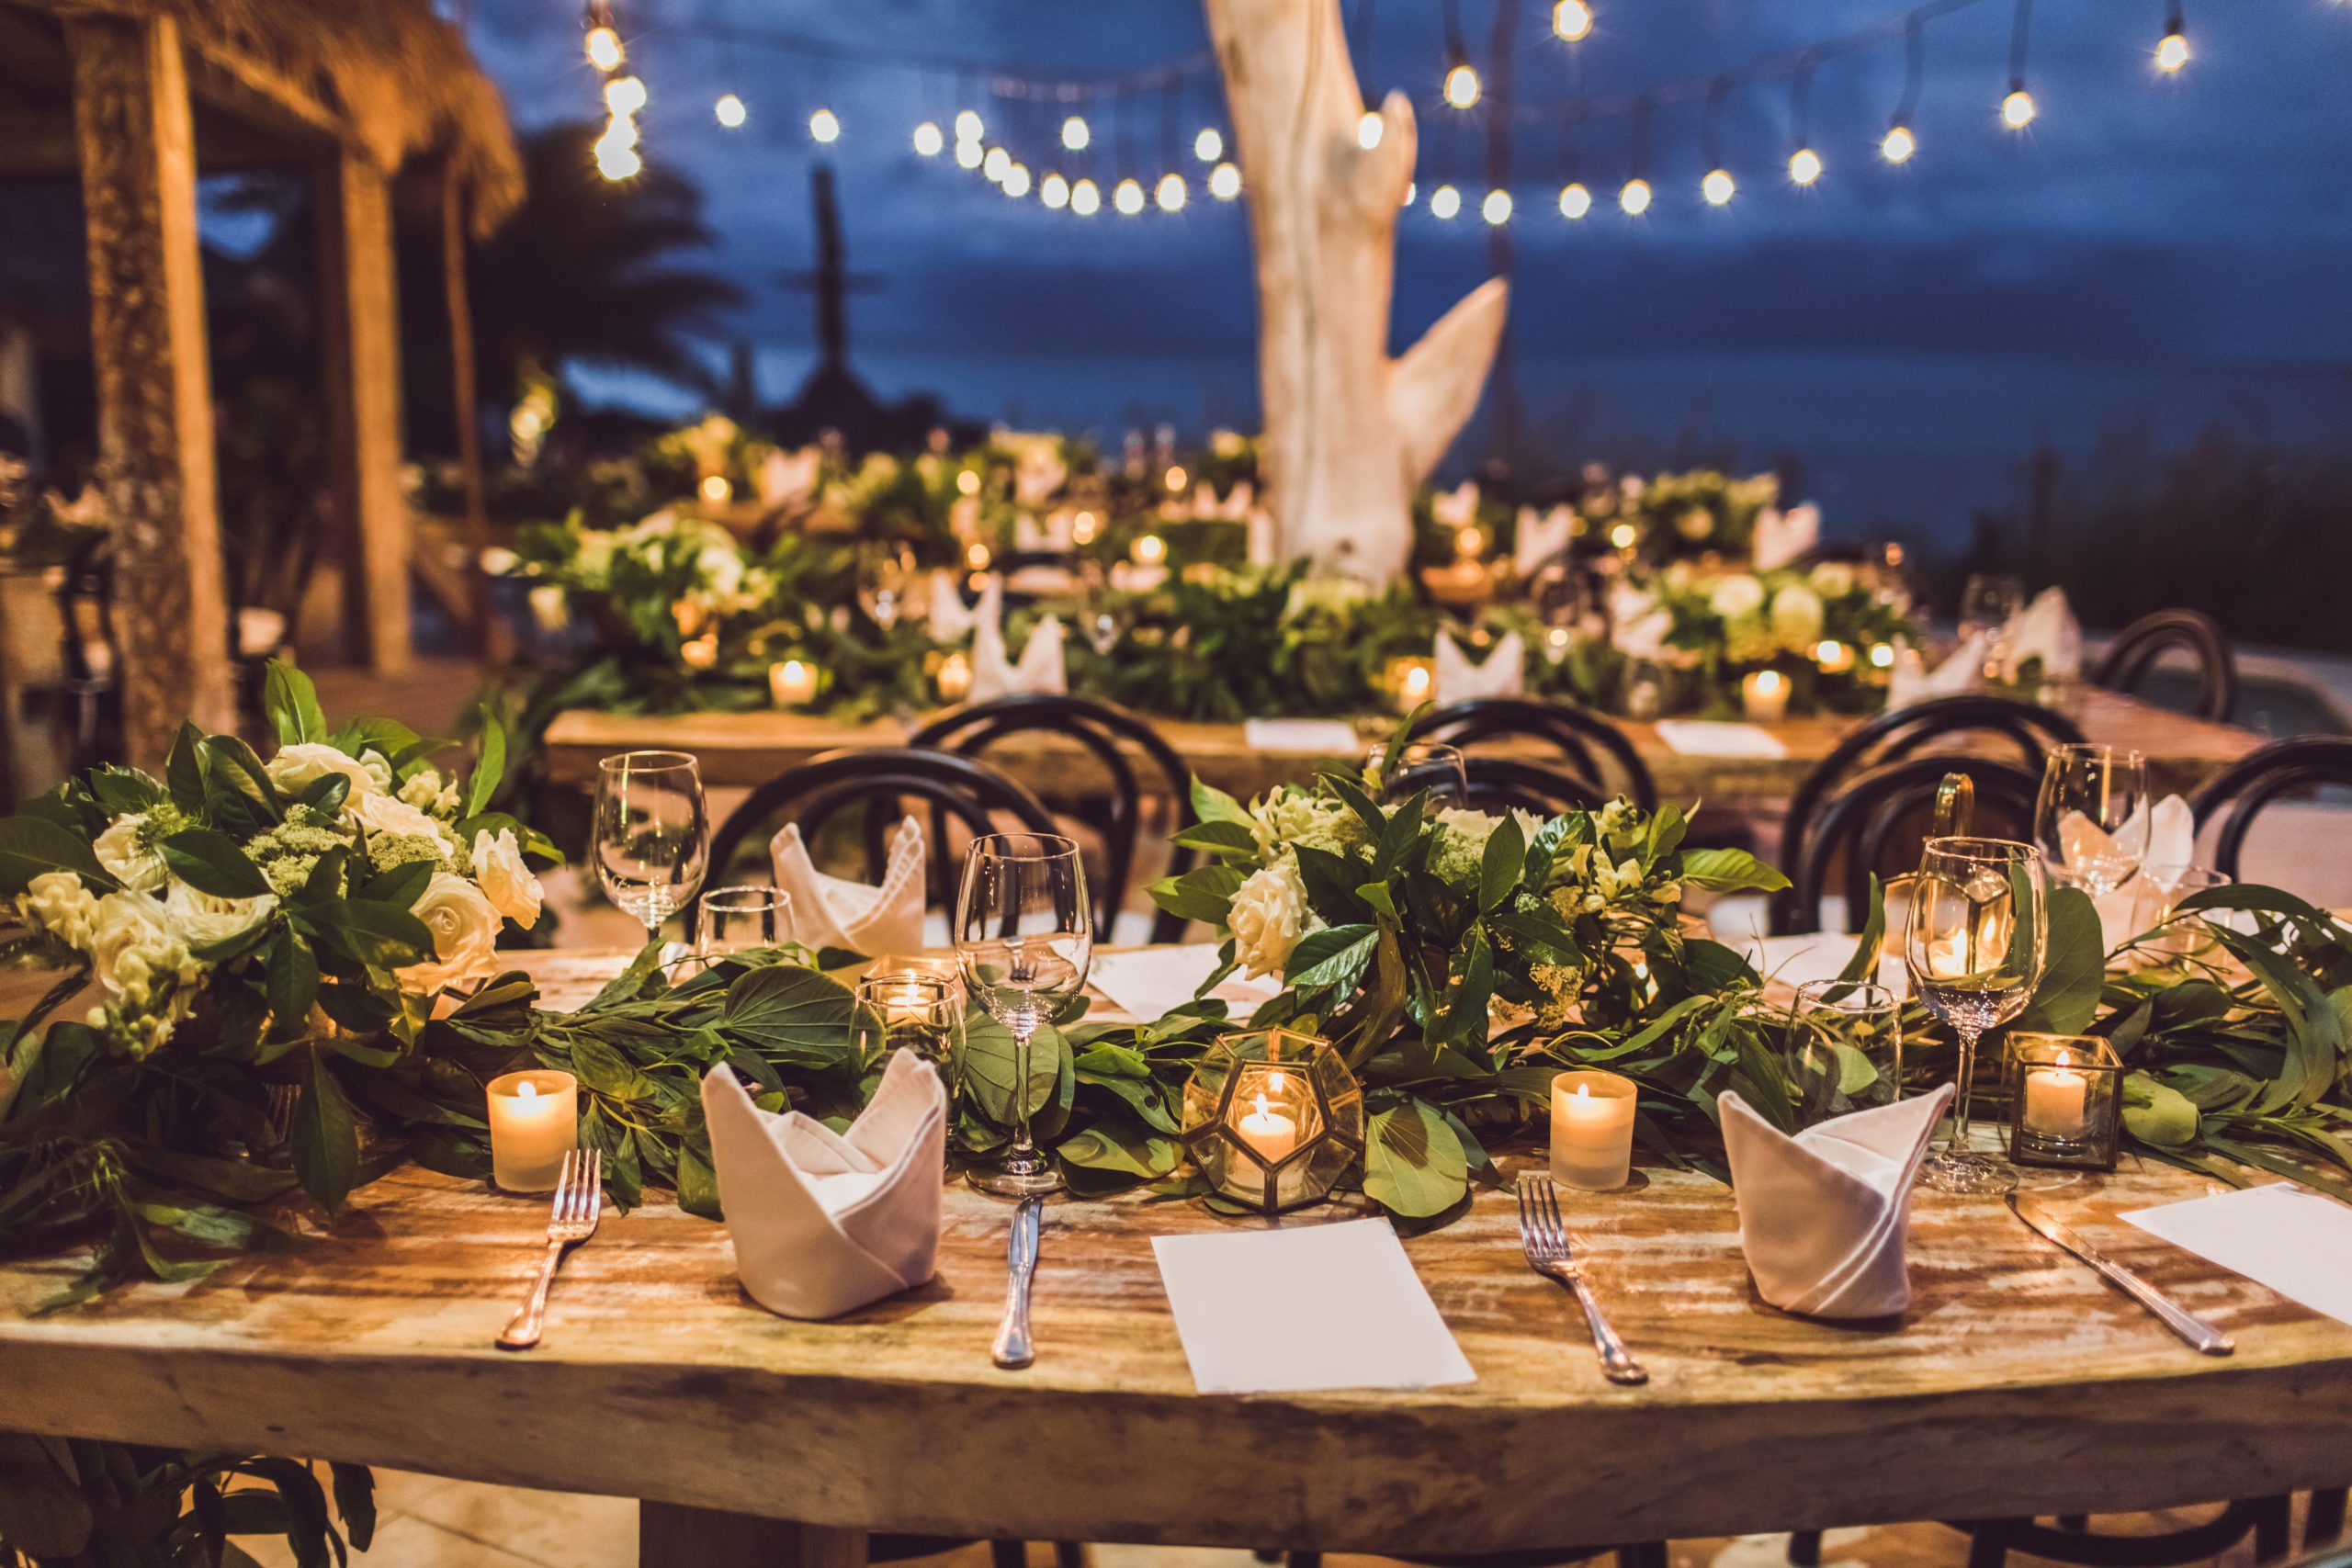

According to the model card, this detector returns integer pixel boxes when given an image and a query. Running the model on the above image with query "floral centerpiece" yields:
[1605,560,1917,716]
[1580,468,1785,563]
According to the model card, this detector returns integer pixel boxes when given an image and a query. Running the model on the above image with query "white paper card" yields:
[1745,933,1908,999]
[1653,720,1790,759]
[1243,718,1362,755]
[1152,1219,1476,1393]
[2121,1183,2352,1326]
[1089,945,1279,1025]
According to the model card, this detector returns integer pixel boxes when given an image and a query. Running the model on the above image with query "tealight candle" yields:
[2024,1051,2089,1140]
[680,632,719,671]
[1388,656,1436,713]
[1742,669,1790,724]
[768,659,820,708]
[936,650,973,702]
[1127,533,1169,591]
[1550,1069,1637,1190]
[1814,638,1856,675]
[487,1069,579,1192]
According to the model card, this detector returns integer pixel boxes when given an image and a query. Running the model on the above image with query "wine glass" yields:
[594,750,708,944]
[1958,573,2025,679]
[955,833,1092,1198]
[1786,979,1903,1127]
[1905,837,2049,1194]
[695,885,795,960]
[2034,744,2150,897]
[1076,559,1127,656]
[1364,741,1468,807]
[857,543,921,630]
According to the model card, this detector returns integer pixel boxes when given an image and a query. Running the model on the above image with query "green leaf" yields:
[0,814,117,895]
[961,1015,1069,1124]
[1189,776,1250,827]
[465,709,507,819]
[1169,819,1261,860]
[1478,815,1526,913]
[717,964,856,1065]
[1286,922,1380,996]
[1148,863,1245,927]
[166,721,207,814]
[2012,886,2105,1035]
[86,765,163,816]
[1363,1097,1470,1218]
[201,734,284,832]
[159,828,272,898]
[330,1462,378,1552]
[1057,1124,1182,1179]
[1838,875,1887,984]
[293,1050,359,1210]
[264,660,329,746]
[302,771,351,818]
[2123,1071,2200,1147]
[266,933,321,1037]
[358,859,433,911]
[310,897,435,969]
[1679,847,1791,893]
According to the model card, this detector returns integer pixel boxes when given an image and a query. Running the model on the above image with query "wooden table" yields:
[543,688,2257,807]
[4,949,2348,1566]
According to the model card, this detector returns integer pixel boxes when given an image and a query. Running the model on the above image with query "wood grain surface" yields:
[3,948,2347,1552]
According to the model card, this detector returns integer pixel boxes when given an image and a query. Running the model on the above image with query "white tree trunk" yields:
[1206,0,1509,583]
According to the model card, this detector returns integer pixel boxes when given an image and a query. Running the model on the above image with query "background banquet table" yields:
[541,688,2256,806]
[2,947,2346,1568]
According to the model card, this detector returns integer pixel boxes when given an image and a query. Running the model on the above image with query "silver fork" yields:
[1516,1173,1647,1386]
[498,1148,603,1350]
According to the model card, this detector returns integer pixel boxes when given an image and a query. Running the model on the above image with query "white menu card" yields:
[2122,1183,2352,1326]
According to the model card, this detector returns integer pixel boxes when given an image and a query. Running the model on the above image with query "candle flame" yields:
[1252,1092,1271,1117]
[517,1080,537,1100]
[1575,1083,1590,1100]
[2056,1049,2072,1068]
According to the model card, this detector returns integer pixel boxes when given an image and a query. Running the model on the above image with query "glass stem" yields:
[1948,1023,1983,1151]
[1009,1020,1037,1159]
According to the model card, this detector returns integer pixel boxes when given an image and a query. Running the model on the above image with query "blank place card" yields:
[2122,1183,2352,1326]
[1151,1218,1476,1393]
[1243,718,1363,755]
[1089,945,1278,1024]
[1653,720,1790,759]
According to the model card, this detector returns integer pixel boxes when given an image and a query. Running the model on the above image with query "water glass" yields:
[1076,560,1127,656]
[1364,740,1468,807]
[955,833,1092,1198]
[1785,979,1903,1127]
[852,973,966,1074]
[1959,573,2025,677]
[594,750,708,941]
[2132,864,2233,962]
[695,885,795,959]
[2035,744,2150,898]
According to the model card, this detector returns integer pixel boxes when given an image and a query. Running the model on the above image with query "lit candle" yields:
[935,649,973,702]
[2024,1051,2089,1140]
[1815,638,1855,675]
[1455,525,1487,561]
[1238,1091,1300,1165]
[1742,669,1790,724]
[768,659,820,708]
[1388,657,1436,713]
[680,632,719,671]
[1128,533,1169,590]
[1550,1069,1637,1190]
[487,1069,579,1192]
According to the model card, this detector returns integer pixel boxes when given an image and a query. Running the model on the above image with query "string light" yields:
[2155,4,2189,71]
[1553,0,1594,42]
[1209,161,1242,199]
[2003,86,2037,127]
[983,145,1012,181]
[1790,146,1823,184]
[1559,181,1591,218]
[809,107,841,143]
[1482,188,1512,224]
[1429,183,1463,219]
[1702,167,1736,205]
[599,114,639,152]
[1358,111,1385,149]
[1156,172,1188,210]
[1041,172,1070,209]
[2005,0,2039,127]
[1699,81,1735,208]
[596,142,640,181]
[1070,177,1102,215]
[1062,115,1091,151]
[912,120,943,155]
[1194,128,1223,162]
[1882,124,1917,162]
[604,74,647,116]
[1003,164,1032,198]
[1787,67,1821,186]
[1884,18,1923,165]
[1618,176,1651,214]
[1113,177,1146,215]
[955,110,984,143]
[715,93,746,128]
[584,25,623,72]
[1443,62,1482,108]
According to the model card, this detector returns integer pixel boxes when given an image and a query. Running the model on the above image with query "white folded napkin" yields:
[2002,587,2083,681]
[2083,795,2196,951]
[1607,583,1674,663]
[701,1052,946,1320]
[1514,504,1577,575]
[971,609,1067,702]
[757,446,821,507]
[1013,510,1078,552]
[771,814,926,956]
[1721,1083,1954,1319]
[1246,503,1278,566]
[1435,628,1524,703]
[928,571,995,643]
[1885,632,1986,710]
[1430,480,1480,531]
[1751,502,1820,571]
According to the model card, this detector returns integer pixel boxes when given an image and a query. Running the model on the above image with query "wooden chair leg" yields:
[1786,1529,1822,1567]
[1965,1521,2016,1568]
[1616,1542,1668,1568]
[1285,1553,1324,1568]
[2256,1495,2293,1563]
[989,1541,1027,1568]
[1051,1544,1087,1568]
[2310,1489,2350,1548]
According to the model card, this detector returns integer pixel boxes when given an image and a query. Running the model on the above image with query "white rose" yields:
[1770,583,1826,645]
[1228,860,1309,980]
[163,879,277,951]
[266,742,375,801]
[469,828,544,929]
[17,870,101,950]
[397,873,503,996]
[696,543,745,598]
[94,816,168,894]
[527,583,571,632]
[88,891,175,996]
[1809,561,1857,597]
[349,789,447,842]
[1708,574,1766,619]
[397,767,446,811]
[358,751,395,795]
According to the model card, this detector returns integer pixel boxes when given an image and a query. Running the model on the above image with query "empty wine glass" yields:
[1076,559,1127,656]
[1364,740,1468,807]
[857,543,922,630]
[2035,743,2150,897]
[1959,573,2025,679]
[594,750,708,944]
[695,885,795,960]
[955,833,1092,1198]
[1786,979,1903,1127]
[1905,837,2048,1194]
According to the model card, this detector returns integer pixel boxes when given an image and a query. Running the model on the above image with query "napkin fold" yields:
[1013,511,1076,552]
[702,1052,947,1320]
[757,446,821,508]
[2003,587,2084,681]
[928,570,995,643]
[1514,504,1577,574]
[971,609,1068,701]
[1430,480,1480,531]
[771,814,927,956]
[1608,583,1675,663]
[2082,795,2197,951]
[1885,632,1986,710]
[1435,628,1525,702]
[1752,502,1820,572]
[1721,1083,1954,1319]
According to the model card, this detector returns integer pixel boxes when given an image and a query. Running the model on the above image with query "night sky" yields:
[456,0,2352,542]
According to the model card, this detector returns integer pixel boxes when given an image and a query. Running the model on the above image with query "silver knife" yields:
[990,1198,1043,1370]
[2007,1193,2234,1356]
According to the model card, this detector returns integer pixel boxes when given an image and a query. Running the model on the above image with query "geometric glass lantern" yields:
[1181,1028,1366,1213]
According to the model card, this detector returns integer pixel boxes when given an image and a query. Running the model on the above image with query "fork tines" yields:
[1516,1170,1569,1263]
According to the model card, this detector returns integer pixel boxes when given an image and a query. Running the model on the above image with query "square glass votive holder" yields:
[2006,1033,2123,1170]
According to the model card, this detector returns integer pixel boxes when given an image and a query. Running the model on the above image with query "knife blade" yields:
[2007,1193,2233,1356]
[990,1198,1043,1370]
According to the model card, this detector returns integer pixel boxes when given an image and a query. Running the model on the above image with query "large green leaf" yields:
[1478,815,1527,913]
[263,660,329,746]
[961,1014,1069,1124]
[293,1051,359,1210]
[1838,876,1887,984]
[717,964,856,1065]
[1189,775,1250,827]
[2012,886,2104,1035]
[1285,922,1379,997]
[1057,1123,1182,1179]
[0,815,117,895]
[160,828,272,898]
[2123,1071,2200,1147]
[309,898,435,969]
[1363,1096,1469,1218]
[1679,847,1791,893]
[1148,863,1245,927]
[464,708,507,819]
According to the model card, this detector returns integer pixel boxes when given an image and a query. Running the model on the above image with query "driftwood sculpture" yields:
[1206,0,1509,581]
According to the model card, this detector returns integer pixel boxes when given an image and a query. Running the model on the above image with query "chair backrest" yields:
[699,747,1057,933]
[1458,756,1610,819]
[909,694,1196,942]
[1781,754,2041,935]
[1407,697,1658,810]
[2093,608,2238,724]
[2187,737,2352,880]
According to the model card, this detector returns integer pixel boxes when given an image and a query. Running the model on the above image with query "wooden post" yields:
[440,162,507,661]
[1204,0,1508,583]
[64,11,234,765]
[639,1506,866,1568]
[318,147,413,673]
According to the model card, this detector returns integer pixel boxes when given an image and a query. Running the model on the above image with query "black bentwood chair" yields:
[2187,737,2352,882]
[2093,608,2238,725]
[1458,756,1612,819]
[1779,756,2041,938]
[1407,698,1659,812]
[1788,1483,2349,1568]
[909,694,1198,943]
[1287,1544,1668,1568]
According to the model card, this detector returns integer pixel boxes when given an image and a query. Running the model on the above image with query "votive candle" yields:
[680,632,719,671]
[936,650,973,702]
[1550,1069,1637,1190]
[2023,1053,2090,1140]
[768,659,820,708]
[487,1069,579,1192]
[1742,669,1790,724]
[1388,656,1436,713]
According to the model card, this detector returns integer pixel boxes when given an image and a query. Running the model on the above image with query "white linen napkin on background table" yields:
[702,1051,947,1319]
[928,571,996,645]
[2071,795,2196,952]
[1514,504,1576,574]
[1722,1084,1953,1318]
[2002,587,2084,681]
[970,595,1068,702]
[772,814,926,956]
[1435,628,1525,702]
[1886,632,1987,710]
[1653,720,1788,759]
[1751,502,1820,571]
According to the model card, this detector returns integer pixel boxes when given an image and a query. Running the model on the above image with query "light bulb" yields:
[1003,164,1032,199]
[1481,188,1512,224]
[1040,172,1070,209]
[598,114,638,152]
[1702,167,1736,205]
[1444,62,1481,108]
[1882,123,1917,163]
[1559,181,1591,219]
[955,138,983,170]
[808,107,841,144]
[1553,0,1594,40]
[1114,177,1146,215]
[603,75,646,116]
[955,109,984,143]
[1429,183,1463,219]
[1403,181,1417,207]
[594,140,640,181]
[584,25,623,72]
[714,94,746,129]
[1209,161,1242,199]
[912,120,944,156]
[1156,172,1187,211]
[983,145,1011,183]
[1618,176,1651,214]
[2155,29,2189,71]
[1194,127,1224,163]
[1070,178,1102,215]
[1789,146,1823,185]
[1062,115,1091,151]
[2003,88,2037,129]
[1358,110,1385,150]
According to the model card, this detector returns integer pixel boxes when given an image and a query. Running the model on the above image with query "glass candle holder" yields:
[1181,1029,1365,1213]
[2131,866,2232,964]
[1785,978,1903,1128]
[1550,1068,1637,1190]
[1385,656,1436,714]
[487,1069,579,1192]
[1741,669,1791,724]
[853,973,965,1072]
[2006,1033,2123,1170]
